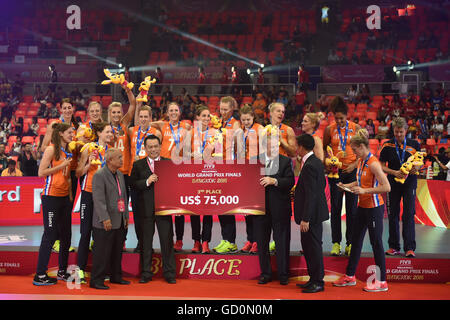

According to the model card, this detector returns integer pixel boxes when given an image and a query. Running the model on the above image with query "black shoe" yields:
[302,283,324,293]
[56,270,71,282]
[165,278,176,284]
[89,282,110,290]
[139,275,152,283]
[110,279,131,285]
[296,281,313,289]
[258,276,272,284]
[33,274,57,286]
[279,279,289,285]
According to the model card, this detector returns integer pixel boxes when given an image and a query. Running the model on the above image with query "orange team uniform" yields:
[328,121,358,169]
[43,147,71,197]
[81,145,107,193]
[243,123,263,160]
[357,154,384,208]
[111,122,130,175]
[252,96,267,119]
[55,118,79,171]
[129,125,159,174]
[278,123,292,157]
[191,126,216,158]
[160,121,188,159]
[221,116,240,160]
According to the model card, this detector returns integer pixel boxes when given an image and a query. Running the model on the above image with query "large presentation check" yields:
[155,162,265,215]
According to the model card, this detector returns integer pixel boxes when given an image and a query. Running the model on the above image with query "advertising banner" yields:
[428,64,450,81]
[322,65,385,83]
[144,66,224,84]
[1,251,448,283]
[0,63,98,83]
[155,162,265,216]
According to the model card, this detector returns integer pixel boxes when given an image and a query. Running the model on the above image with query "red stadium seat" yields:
[30,102,41,110]
[22,96,33,103]
[153,96,162,107]
[366,112,377,120]
[370,145,378,156]
[8,136,18,144]
[19,102,29,109]
[75,111,86,121]
[38,127,47,136]
[101,96,113,108]
[21,136,35,144]
[369,139,379,149]
[91,96,101,102]
[27,110,38,117]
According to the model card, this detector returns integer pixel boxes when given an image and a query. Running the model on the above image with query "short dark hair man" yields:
[130,134,176,284]
[294,134,329,293]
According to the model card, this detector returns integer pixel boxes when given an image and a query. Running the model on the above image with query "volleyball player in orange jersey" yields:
[151,102,191,159]
[82,101,104,129]
[41,98,79,152]
[189,105,217,253]
[40,98,80,253]
[108,84,136,187]
[33,123,74,285]
[237,104,264,162]
[150,101,191,251]
[216,96,241,160]
[262,102,297,255]
[267,102,297,158]
[294,112,325,175]
[206,97,241,254]
[128,104,162,253]
[128,105,162,171]
[233,105,264,254]
[323,96,361,257]
[41,99,80,188]
[75,122,113,284]
[333,129,391,292]
[107,85,136,251]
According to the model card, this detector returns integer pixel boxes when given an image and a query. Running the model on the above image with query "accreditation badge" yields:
[117,198,125,213]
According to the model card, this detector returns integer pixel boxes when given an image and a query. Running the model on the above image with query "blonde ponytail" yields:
[350,128,369,147]
[306,112,325,130]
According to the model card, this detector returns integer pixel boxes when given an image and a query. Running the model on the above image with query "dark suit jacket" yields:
[130,156,169,216]
[92,166,129,229]
[258,153,295,219]
[294,154,329,225]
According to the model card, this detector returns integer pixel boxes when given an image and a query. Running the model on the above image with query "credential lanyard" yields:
[395,136,407,164]
[170,122,181,149]
[338,120,349,152]
[357,152,372,186]
[136,126,149,156]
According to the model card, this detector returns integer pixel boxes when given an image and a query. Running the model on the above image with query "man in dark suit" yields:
[130,135,176,284]
[254,134,295,285]
[90,148,130,290]
[294,134,329,293]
